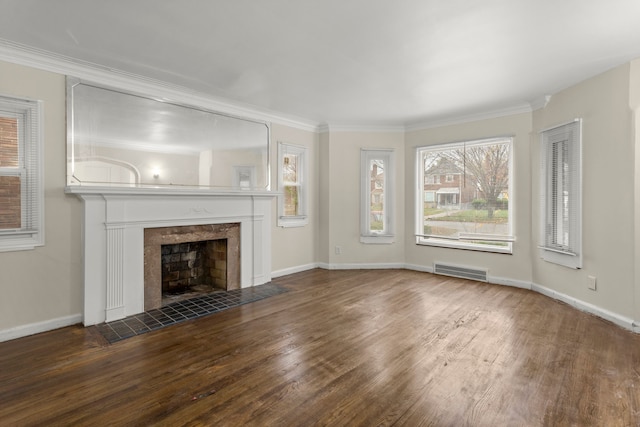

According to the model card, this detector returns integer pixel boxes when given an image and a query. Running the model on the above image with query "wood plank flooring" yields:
[1,269,640,426]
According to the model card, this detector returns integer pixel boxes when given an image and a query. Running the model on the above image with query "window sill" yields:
[360,235,395,244]
[278,216,308,228]
[539,247,582,269]
[416,237,512,254]
[0,232,44,252]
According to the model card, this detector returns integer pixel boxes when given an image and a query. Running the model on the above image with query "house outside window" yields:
[416,137,513,253]
[0,95,44,252]
[539,119,582,268]
[277,142,308,227]
[361,148,395,244]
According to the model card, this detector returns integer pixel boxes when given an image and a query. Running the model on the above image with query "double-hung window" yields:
[277,142,308,227]
[361,149,395,244]
[0,95,44,252]
[539,119,582,268]
[416,137,513,253]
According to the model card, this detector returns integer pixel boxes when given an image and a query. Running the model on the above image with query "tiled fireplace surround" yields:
[66,187,275,326]
[144,223,241,310]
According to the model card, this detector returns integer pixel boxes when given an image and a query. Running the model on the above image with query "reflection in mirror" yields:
[67,78,270,190]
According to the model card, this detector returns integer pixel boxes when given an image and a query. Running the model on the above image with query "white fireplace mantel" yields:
[66,186,278,326]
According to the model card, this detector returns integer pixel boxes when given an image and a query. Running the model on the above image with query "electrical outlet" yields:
[587,275,597,291]
[335,246,342,255]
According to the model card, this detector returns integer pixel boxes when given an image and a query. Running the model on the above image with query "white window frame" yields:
[277,142,308,228]
[539,119,582,269]
[361,148,395,244]
[415,137,514,254]
[0,94,44,252]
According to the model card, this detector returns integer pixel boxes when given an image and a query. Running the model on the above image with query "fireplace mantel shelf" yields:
[65,185,281,198]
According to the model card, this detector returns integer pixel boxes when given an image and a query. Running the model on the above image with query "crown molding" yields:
[530,94,552,111]
[405,102,533,132]
[318,122,406,133]
[0,39,320,133]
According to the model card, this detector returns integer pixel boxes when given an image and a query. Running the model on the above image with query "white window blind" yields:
[540,119,582,268]
[0,95,44,252]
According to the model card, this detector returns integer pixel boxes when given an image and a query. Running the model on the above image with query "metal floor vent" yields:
[433,263,488,282]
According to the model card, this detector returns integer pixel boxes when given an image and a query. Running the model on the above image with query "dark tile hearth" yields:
[96,283,287,344]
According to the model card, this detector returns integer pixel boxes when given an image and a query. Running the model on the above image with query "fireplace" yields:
[66,187,276,325]
[144,223,241,310]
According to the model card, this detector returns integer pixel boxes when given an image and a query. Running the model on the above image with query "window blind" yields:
[540,119,582,268]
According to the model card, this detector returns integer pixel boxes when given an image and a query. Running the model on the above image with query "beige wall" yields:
[317,131,331,265]
[531,63,636,319]
[270,123,319,274]
[404,113,533,283]
[0,60,83,331]
[319,130,405,266]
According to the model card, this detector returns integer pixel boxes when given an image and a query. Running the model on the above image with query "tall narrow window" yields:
[278,142,308,227]
[416,137,513,253]
[361,149,395,244]
[0,95,43,252]
[540,119,582,268]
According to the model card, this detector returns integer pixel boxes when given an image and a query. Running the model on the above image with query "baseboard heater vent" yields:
[433,263,488,282]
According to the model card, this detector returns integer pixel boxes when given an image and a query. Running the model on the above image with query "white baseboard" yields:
[317,262,406,270]
[0,313,82,343]
[404,263,435,274]
[488,275,532,290]
[271,263,319,278]
[532,283,637,332]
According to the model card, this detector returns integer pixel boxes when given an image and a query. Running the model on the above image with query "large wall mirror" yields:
[66,78,270,190]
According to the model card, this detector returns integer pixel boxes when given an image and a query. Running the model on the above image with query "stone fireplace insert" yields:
[144,223,241,311]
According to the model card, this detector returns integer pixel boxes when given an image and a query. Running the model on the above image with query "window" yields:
[0,95,43,252]
[539,119,582,268]
[232,165,256,189]
[416,137,513,253]
[277,142,308,227]
[361,149,395,244]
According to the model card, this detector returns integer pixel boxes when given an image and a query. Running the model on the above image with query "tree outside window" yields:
[283,153,300,216]
[417,137,513,253]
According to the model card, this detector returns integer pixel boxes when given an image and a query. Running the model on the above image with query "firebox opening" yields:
[161,239,228,305]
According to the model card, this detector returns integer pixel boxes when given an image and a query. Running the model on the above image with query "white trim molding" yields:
[0,313,82,343]
[317,262,406,270]
[532,283,638,333]
[271,263,320,278]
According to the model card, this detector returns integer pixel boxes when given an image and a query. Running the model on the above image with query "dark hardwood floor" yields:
[1,269,640,426]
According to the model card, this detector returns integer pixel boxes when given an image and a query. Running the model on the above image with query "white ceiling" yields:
[2,0,640,128]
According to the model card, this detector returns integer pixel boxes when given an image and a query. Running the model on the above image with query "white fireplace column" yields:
[66,187,277,326]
